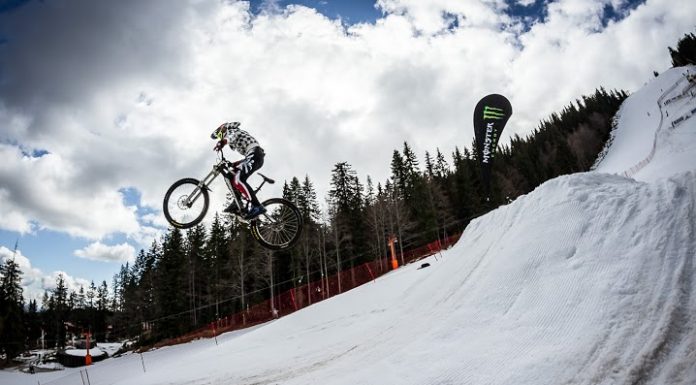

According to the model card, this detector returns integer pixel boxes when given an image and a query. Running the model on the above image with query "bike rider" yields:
[211,122,266,219]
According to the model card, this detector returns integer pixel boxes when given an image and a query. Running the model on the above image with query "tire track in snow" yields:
[570,181,658,384]
[623,177,695,385]
[560,175,696,385]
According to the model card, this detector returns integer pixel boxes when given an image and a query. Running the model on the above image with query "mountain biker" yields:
[211,122,266,219]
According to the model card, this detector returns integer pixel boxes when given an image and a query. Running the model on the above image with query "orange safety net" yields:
[160,232,462,347]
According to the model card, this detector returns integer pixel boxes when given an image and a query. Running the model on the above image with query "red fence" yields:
[154,232,462,348]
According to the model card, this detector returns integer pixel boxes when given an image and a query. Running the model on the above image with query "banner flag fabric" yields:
[473,94,512,200]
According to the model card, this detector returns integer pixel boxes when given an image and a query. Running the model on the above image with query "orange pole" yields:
[85,330,92,366]
[389,235,399,270]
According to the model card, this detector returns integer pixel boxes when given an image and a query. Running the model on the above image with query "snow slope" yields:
[3,67,696,385]
[595,66,696,181]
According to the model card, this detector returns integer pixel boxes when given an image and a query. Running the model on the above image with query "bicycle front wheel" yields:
[163,178,209,229]
[251,198,303,250]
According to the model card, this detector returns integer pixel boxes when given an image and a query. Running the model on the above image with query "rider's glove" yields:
[214,139,228,152]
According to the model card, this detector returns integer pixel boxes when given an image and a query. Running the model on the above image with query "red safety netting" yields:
[155,232,461,348]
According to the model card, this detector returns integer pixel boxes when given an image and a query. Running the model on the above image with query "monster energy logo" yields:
[483,106,505,120]
[482,122,495,164]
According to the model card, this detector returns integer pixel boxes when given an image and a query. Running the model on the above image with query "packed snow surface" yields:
[3,67,695,385]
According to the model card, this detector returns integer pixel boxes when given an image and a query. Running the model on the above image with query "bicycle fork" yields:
[187,162,250,215]
[186,167,220,207]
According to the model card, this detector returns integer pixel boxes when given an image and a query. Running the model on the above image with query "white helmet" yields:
[211,121,241,140]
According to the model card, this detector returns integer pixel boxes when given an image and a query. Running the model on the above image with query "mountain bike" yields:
[163,150,302,250]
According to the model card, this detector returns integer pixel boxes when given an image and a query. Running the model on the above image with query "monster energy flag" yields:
[473,94,512,200]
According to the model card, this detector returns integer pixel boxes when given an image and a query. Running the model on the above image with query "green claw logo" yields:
[483,106,505,120]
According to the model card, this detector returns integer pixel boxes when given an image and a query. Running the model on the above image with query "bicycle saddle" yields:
[258,173,275,184]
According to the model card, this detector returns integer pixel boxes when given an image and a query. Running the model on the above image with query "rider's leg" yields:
[231,147,265,216]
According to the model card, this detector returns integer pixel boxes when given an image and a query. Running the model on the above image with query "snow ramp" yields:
[109,179,695,385]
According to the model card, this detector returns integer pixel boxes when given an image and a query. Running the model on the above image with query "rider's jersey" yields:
[226,127,260,156]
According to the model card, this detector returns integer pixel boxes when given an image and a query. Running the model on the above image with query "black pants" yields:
[233,147,265,206]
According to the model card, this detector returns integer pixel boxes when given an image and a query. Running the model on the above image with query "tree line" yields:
[669,32,696,67]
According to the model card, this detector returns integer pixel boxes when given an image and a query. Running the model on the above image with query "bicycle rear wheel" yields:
[163,178,209,229]
[251,198,303,250]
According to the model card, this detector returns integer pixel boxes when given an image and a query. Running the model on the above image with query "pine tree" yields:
[25,299,41,350]
[669,32,696,67]
[390,142,435,244]
[283,177,306,286]
[87,281,96,310]
[424,151,435,178]
[206,214,231,320]
[52,274,69,349]
[301,176,321,223]
[157,228,188,338]
[328,162,367,264]
[76,286,86,309]
[365,176,387,269]
[95,281,109,341]
[450,147,482,223]
[296,175,322,305]
[0,257,26,363]
[434,148,450,179]
[140,241,160,327]
[125,250,147,333]
[67,290,77,311]
[384,183,402,263]
[185,224,207,327]
[227,223,255,320]
[390,150,406,198]
[112,263,130,313]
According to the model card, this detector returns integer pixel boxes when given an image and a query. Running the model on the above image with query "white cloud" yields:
[0,0,694,247]
[259,0,283,15]
[0,143,141,239]
[376,0,510,33]
[0,246,91,304]
[74,242,136,263]
[40,271,92,297]
[516,0,536,6]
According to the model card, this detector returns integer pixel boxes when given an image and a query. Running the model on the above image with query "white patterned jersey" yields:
[227,127,259,156]
[214,123,260,156]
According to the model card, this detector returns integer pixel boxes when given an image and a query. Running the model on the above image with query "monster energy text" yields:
[483,106,505,120]
[482,122,496,164]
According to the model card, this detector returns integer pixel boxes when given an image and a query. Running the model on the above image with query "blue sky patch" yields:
[0,227,137,294]
[243,1,647,32]
[601,0,645,28]
[27,148,49,158]
[0,0,31,14]
[249,0,381,24]
[119,186,141,208]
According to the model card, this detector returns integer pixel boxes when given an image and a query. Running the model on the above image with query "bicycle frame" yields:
[185,151,271,217]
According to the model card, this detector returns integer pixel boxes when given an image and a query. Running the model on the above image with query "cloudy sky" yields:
[0,0,693,303]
